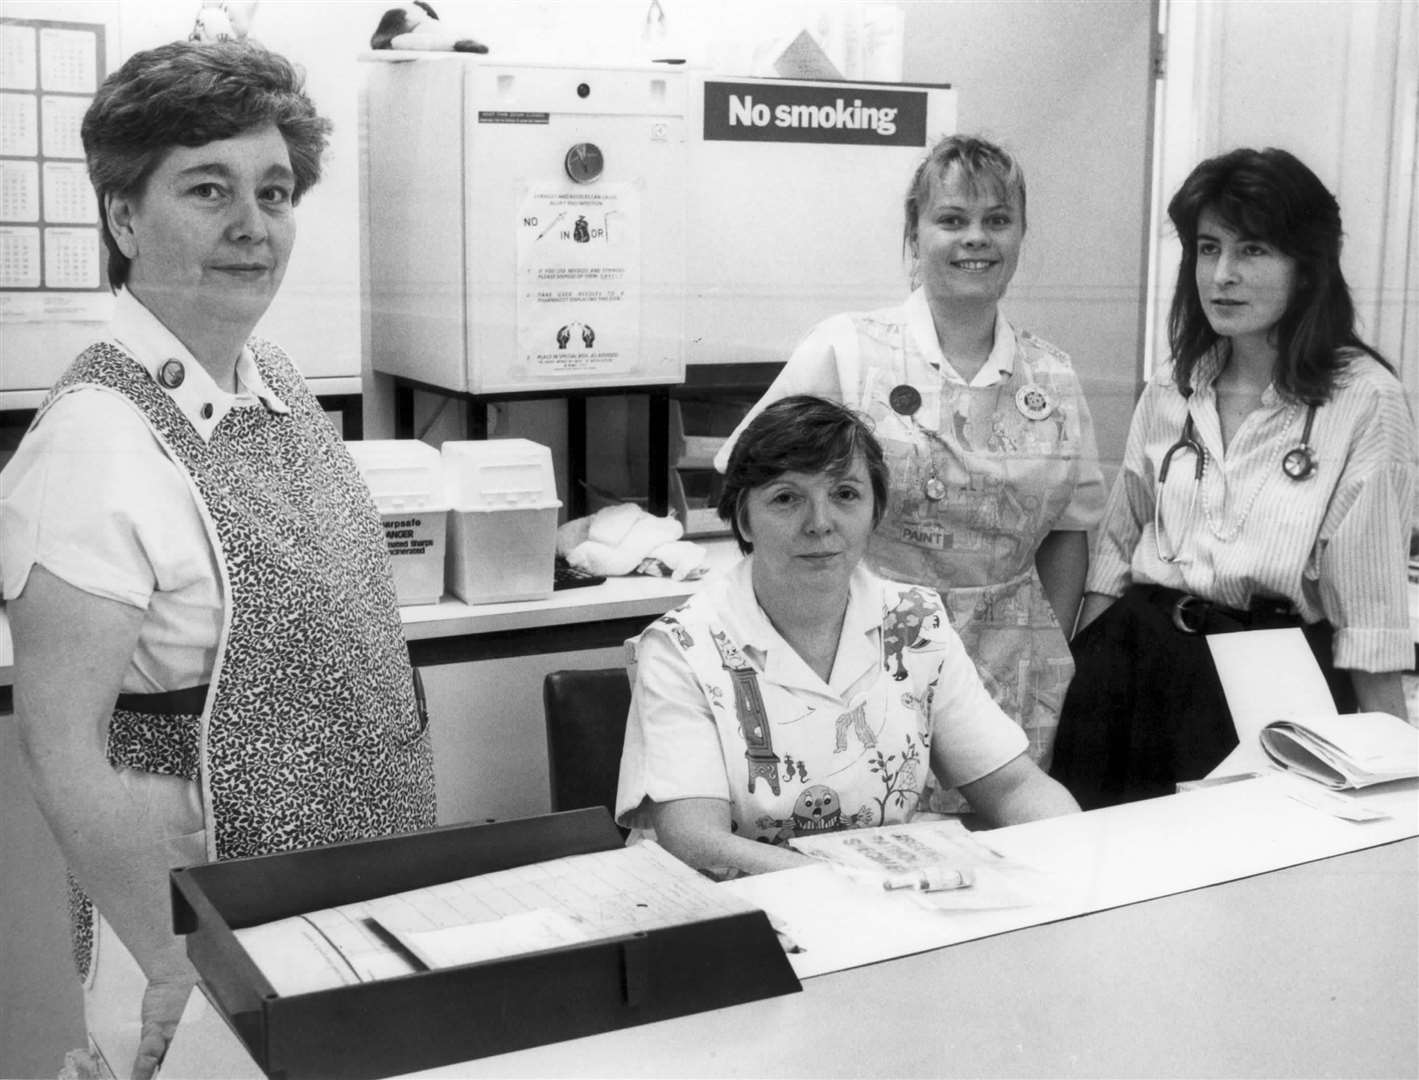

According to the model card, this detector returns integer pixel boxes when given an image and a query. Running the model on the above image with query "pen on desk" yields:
[882,866,975,893]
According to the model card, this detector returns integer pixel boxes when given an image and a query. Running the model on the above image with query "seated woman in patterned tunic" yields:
[615,396,1077,877]
[2,41,434,1078]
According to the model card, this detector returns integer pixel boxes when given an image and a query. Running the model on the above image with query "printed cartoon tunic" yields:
[615,559,1027,843]
[714,291,1106,792]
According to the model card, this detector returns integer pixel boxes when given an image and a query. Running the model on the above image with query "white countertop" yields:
[400,538,740,641]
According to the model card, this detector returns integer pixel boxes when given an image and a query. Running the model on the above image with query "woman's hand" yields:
[1349,670,1409,720]
[133,972,198,1080]
[649,797,815,877]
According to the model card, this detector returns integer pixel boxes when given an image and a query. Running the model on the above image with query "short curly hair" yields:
[717,395,889,555]
[82,40,331,289]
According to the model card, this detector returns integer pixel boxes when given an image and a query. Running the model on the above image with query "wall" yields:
[903,0,1158,472]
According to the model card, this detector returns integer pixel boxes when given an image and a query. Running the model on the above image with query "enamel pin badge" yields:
[1014,383,1054,421]
[889,384,922,416]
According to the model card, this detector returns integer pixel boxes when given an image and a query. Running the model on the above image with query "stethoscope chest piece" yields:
[1281,445,1317,481]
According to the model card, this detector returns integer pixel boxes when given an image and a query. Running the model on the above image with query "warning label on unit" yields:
[516,183,640,378]
[478,111,551,125]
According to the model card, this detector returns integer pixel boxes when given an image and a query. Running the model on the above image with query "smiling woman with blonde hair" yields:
[714,134,1105,817]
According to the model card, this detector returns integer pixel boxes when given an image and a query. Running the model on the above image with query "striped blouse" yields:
[1089,350,1418,673]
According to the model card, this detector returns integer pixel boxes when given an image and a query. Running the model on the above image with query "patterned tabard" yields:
[42,340,436,977]
[848,314,1101,800]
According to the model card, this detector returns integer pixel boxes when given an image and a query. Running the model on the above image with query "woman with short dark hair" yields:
[1,40,435,1077]
[1051,147,1418,810]
[618,396,1078,879]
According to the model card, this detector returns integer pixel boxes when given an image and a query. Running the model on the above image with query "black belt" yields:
[113,673,429,735]
[114,685,210,715]
[1134,585,1301,636]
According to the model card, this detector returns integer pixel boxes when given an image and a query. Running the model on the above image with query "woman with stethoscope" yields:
[1050,147,1418,810]
[715,134,1106,813]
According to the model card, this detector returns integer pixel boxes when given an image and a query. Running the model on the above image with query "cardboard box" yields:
[169,810,800,1080]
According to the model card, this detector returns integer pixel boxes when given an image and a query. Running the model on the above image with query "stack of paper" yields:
[1259,711,1419,790]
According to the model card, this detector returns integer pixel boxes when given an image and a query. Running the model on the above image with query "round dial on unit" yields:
[564,142,605,183]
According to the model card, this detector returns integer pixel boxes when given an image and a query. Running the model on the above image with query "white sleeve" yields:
[927,623,1029,788]
[0,388,209,607]
[711,314,861,473]
[615,626,730,830]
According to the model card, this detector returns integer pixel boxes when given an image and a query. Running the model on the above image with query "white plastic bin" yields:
[345,439,447,606]
[441,440,561,604]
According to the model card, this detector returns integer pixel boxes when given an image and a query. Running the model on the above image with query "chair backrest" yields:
[542,668,633,820]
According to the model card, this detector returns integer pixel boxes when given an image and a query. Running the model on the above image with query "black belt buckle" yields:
[1171,594,1207,635]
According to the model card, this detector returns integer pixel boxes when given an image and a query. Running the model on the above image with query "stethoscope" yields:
[1153,403,1318,563]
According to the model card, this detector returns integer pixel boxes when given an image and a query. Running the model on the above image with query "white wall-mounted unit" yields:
[362,56,688,396]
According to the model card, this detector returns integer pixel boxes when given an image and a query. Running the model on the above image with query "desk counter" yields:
[159,780,1419,1079]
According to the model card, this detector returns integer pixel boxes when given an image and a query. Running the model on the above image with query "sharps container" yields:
[441,439,561,604]
[345,439,448,606]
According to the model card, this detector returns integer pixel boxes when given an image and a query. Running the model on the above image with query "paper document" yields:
[1206,627,1338,776]
[787,818,1042,910]
[1259,711,1419,791]
[1207,627,1338,738]
[234,841,757,996]
[721,862,970,978]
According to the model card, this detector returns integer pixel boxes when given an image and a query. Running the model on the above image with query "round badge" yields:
[888,384,922,416]
[923,476,947,501]
[158,359,186,390]
[1014,383,1054,421]
[1282,446,1316,481]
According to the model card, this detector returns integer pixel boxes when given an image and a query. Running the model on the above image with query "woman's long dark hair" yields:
[1166,147,1392,403]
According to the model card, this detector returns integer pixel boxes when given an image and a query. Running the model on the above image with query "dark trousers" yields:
[1050,585,1353,810]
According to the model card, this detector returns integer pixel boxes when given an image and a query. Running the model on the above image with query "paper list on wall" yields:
[1,92,39,156]
[1,161,40,221]
[43,227,100,288]
[0,24,38,90]
[234,841,759,996]
[1,16,104,293]
[39,28,98,93]
[41,94,87,158]
[0,226,41,288]
[41,161,93,223]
